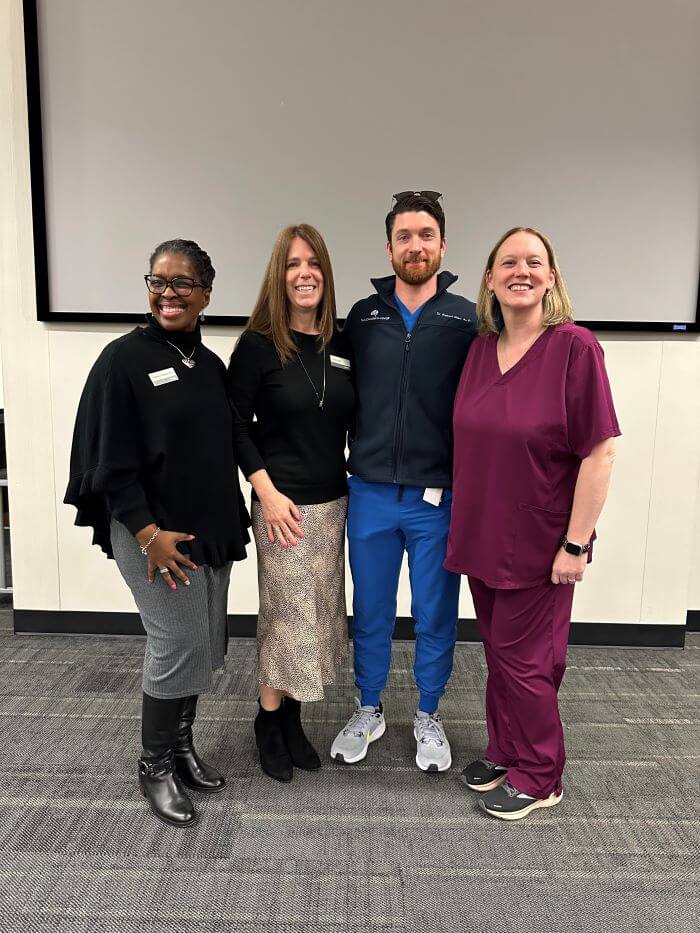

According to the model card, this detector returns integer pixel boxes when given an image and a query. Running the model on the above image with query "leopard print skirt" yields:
[252,495,349,702]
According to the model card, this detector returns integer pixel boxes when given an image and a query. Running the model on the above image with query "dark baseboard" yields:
[687,610,700,633]
[13,610,686,647]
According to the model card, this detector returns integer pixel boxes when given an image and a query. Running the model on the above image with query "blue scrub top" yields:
[394,294,426,332]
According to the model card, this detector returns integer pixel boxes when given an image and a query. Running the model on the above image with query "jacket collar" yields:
[370,270,458,301]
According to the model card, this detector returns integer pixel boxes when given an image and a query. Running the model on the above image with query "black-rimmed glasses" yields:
[144,275,205,297]
[392,190,443,205]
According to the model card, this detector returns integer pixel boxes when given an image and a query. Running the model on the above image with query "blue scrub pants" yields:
[347,476,461,713]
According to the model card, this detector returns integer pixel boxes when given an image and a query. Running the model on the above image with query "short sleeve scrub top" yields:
[444,323,621,588]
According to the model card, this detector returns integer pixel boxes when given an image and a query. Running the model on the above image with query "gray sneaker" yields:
[413,711,452,772]
[330,699,386,764]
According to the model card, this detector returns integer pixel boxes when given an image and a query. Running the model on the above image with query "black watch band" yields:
[561,535,590,556]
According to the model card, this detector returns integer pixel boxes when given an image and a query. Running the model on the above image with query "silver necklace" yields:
[165,340,196,369]
[295,344,326,409]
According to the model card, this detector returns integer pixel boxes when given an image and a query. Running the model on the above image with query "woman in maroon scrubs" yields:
[445,226,620,821]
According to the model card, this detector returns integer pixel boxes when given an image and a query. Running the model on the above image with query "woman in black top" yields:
[227,224,354,782]
[65,239,249,827]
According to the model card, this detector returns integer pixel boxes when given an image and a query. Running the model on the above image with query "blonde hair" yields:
[476,226,574,335]
[244,224,337,362]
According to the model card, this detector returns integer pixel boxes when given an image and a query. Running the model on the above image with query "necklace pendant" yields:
[182,358,196,369]
[319,399,323,409]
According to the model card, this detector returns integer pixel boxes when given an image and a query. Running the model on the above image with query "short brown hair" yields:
[244,224,337,362]
[385,194,445,242]
[476,227,574,335]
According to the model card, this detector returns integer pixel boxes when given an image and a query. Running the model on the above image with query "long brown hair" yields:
[244,224,337,362]
[476,226,574,335]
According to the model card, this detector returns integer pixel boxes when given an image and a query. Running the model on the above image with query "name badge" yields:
[423,487,443,507]
[149,367,179,386]
[330,355,351,371]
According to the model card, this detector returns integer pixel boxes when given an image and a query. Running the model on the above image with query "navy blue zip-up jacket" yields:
[343,271,477,488]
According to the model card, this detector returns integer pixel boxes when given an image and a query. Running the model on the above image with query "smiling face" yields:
[486,231,555,315]
[148,252,210,332]
[285,236,324,318]
[387,210,445,286]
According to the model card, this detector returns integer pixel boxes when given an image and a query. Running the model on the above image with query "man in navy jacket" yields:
[331,192,477,771]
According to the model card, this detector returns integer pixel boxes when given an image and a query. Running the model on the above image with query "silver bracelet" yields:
[139,527,160,556]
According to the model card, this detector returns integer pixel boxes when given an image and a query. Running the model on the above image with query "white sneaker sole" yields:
[330,719,386,764]
[460,771,508,792]
[479,789,563,821]
[414,725,452,772]
[415,751,452,773]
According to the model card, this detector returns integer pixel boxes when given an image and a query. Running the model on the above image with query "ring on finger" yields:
[158,567,169,575]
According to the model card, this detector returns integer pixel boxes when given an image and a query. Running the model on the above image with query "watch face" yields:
[564,541,583,556]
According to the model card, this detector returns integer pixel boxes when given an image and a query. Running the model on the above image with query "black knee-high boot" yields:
[280,697,321,770]
[254,701,293,782]
[138,693,197,827]
[174,695,226,793]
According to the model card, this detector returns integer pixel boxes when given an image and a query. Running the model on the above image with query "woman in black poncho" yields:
[65,239,250,828]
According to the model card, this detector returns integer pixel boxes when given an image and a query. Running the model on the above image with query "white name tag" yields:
[149,367,179,386]
[330,355,351,371]
[423,487,443,507]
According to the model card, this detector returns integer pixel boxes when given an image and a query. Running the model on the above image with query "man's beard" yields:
[392,251,442,286]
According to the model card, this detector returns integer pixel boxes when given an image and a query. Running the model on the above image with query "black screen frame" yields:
[24,0,700,332]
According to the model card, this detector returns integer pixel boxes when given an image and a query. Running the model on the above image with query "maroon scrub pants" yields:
[468,576,575,799]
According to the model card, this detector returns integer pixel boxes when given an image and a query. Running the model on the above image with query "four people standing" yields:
[67,210,619,825]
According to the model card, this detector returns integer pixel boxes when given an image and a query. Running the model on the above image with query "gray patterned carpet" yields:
[0,608,698,933]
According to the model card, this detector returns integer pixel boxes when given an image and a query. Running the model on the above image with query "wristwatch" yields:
[561,535,590,556]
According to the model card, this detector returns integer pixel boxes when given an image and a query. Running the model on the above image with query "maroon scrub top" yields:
[444,323,621,589]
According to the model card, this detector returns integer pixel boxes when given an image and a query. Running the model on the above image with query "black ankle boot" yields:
[174,695,226,794]
[139,693,197,827]
[254,702,293,782]
[280,697,321,771]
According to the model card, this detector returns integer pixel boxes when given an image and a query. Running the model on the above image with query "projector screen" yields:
[26,0,700,330]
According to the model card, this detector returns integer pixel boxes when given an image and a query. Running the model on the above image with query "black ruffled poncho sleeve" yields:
[65,323,250,566]
[64,332,155,558]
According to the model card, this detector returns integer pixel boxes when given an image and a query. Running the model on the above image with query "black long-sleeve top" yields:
[65,315,250,566]
[226,329,355,505]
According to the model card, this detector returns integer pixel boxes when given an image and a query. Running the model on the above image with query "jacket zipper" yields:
[392,331,412,482]
[389,294,437,483]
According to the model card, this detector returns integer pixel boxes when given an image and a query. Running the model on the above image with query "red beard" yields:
[392,251,442,286]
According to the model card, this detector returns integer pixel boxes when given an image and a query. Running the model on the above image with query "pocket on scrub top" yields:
[512,503,570,584]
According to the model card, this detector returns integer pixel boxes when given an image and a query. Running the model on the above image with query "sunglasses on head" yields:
[392,190,443,205]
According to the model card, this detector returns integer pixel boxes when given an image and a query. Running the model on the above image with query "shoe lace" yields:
[416,713,445,747]
[500,780,534,800]
[343,706,377,738]
[481,757,507,771]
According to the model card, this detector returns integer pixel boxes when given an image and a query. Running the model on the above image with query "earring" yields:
[199,311,206,322]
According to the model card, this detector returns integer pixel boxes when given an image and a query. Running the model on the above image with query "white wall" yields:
[2,0,699,626]
[47,327,700,627]
[689,476,700,612]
